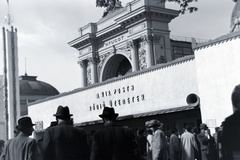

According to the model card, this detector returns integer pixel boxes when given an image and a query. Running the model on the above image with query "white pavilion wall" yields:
[195,37,240,129]
[28,57,198,129]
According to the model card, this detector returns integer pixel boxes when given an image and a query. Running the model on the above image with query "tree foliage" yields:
[96,0,198,14]
[161,0,198,14]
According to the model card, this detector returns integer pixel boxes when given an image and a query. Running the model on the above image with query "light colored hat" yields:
[148,119,163,128]
[145,121,150,128]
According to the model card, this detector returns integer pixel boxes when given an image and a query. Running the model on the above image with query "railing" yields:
[170,35,209,44]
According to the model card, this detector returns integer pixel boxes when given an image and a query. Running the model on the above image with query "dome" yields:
[19,74,59,95]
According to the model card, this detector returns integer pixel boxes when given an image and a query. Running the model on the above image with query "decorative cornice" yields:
[77,59,88,68]
[70,6,179,46]
[68,33,96,50]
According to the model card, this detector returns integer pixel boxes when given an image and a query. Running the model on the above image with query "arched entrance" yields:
[101,54,132,81]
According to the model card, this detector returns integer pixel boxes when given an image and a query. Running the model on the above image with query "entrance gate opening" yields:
[102,54,132,81]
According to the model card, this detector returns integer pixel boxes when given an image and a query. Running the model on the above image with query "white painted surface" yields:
[195,36,240,128]
[29,58,198,129]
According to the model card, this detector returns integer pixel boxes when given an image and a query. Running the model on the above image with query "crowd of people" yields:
[0,84,239,160]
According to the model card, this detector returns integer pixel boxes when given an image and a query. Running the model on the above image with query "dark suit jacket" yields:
[90,122,138,160]
[222,111,240,160]
[42,121,90,160]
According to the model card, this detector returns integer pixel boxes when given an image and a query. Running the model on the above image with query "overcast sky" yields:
[0,0,236,93]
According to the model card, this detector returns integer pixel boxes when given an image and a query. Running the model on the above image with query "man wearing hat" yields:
[0,116,42,160]
[197,123,217,160]
[41,105,90,160]
[147,119,168,160]
[90,107,139,160]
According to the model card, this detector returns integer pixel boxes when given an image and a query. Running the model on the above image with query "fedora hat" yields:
[148,119,163,128]
[16,117,35,131]
[200,123,208,130]
[99,107,119,119]
[53,105,73,118]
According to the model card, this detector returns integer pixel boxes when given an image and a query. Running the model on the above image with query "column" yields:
[128,40,139,72]
[77,59,88,88]
[142,34,154,68]
[6,27,20,139]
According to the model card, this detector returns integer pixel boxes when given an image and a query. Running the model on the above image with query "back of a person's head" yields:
[103,117,116,124]
[171,128,178,134]
[19,127,32,136]
[105,114,118,121]
[137,128,145,135]
[58,116,71,122]
[146,129,152,134]
[232,84,240,111]
[191,127,198,134]
[185,126,192,132]
[109,116,117,121]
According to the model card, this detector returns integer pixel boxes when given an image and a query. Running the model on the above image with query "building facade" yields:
[29,0,200,137]
[68,0,178,87]
[28,0,240,138]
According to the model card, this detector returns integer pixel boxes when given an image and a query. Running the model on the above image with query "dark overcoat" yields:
[169,133,180,160]
[0,133,42,160]
[222,111,240,160]
[90,122,138,160]
[41,121,90,160]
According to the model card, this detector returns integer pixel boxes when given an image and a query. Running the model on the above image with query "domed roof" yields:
[19,74,59,95]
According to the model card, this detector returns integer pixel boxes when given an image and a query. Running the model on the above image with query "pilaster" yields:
[141,34,154,68]
[88,55,99,84]
[127,40,139,71]
[77,59,88,87]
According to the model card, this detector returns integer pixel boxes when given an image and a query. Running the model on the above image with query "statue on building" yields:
[231,0,240,32]
[96,0,123,17]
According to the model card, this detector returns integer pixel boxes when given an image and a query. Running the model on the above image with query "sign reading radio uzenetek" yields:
[89,85,145,111]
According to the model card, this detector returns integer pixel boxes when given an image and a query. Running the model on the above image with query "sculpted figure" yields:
[231,0,240,32]
[96,0,123,17]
